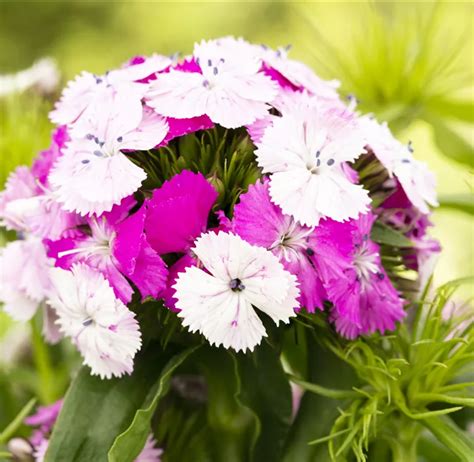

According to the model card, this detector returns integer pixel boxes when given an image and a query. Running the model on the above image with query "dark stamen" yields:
[85,133,94,140]
[316,159,321,167]
[117,136,123,143]
[377,272,385,280]
[315,150,321,158]
[202,79,209,88]
[327,158,335,166]
[93,150,103,157]
[213,67,218,76]
[207,59,212,66]
[81,159,90,164]
[82,318,93,327]
[305,247,315,257]
[229,278,245,292]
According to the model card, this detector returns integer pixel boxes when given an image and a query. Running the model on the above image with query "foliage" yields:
[290,277,474,462]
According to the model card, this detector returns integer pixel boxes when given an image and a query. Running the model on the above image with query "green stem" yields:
[388,420,421,462]
[30,318,55,403]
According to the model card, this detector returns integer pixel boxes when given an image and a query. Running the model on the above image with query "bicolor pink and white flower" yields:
[255,104,371,226]
[173,231,299,352]
[48,263,142,378]
[0,236,52,321]
[49,91,168,216]
[360,115,438,214]
[49,54,171,127]
[146,38,278,128]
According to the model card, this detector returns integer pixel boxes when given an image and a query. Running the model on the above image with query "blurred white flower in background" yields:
[0,58,60,97]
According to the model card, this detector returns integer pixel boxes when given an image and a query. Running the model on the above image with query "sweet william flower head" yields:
[146,37,278,128]
[173,231,299,352]
[49,90,168,216]
[255,103,371,226]
[48,263,142,379]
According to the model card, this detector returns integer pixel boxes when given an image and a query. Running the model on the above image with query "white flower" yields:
[146,38,277,129]
[0,237,51,321]
[48,263,142,379]
[49,91,168,216]
[255,104,371,226]
[360,115,438,213]
[173,232,299,352]
[49,54,171,126]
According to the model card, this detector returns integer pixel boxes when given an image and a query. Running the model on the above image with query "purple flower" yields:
[233,179,353,312]
[327,213,406,338]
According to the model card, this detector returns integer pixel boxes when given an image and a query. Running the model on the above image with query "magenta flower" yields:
[233,179,353,312]
[145,170,218,310]
[327,213,406,338]
[47,197,167,304]
[145,170,217,254]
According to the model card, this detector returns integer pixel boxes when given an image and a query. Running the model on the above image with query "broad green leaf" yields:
[197,348,257,462]
[371,222,414,248]
[45,344,178,462]
[107,346,199,462]
[422,415,474,462]
[283,334,358,462]
[235,341,293,462]
[439,194,474,215]
[429,116,474,167]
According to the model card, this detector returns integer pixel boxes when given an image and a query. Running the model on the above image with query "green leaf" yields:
[422,415,474,462]
[439,194,474,215]
[45,344,179,462]
[283,334,358,462]
[235,341,293,462]
[371,222,414,248]
[107,346,198,462]
[429,116,474,167]
[0,398,36,444]
[288,375,359,400]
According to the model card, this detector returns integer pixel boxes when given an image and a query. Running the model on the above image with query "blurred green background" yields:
[0,0,472,425]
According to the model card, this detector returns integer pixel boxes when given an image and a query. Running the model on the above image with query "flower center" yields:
[353,240,379,284]
[229,278,245,292]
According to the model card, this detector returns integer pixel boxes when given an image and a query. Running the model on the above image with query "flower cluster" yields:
[0,37,439,380]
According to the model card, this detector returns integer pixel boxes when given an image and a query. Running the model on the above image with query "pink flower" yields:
[47,198,167,304]
[25,399,63,447]
[49,91,168,216]
[260,45,340,99]
[145,170,217,254]
[0,236,51,321]
[233,179,353,312]
[360,115,438,214]
[146,38,278,128]
[144,170,218,310]
[327,213,406,338]
[0,129,82,240]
